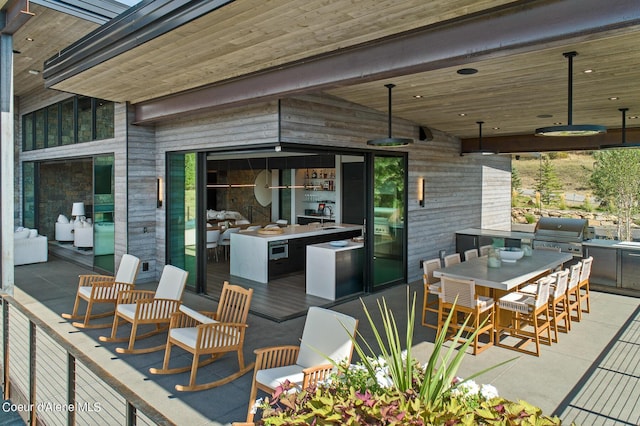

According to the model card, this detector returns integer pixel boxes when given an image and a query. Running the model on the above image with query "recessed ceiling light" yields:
[492,127,500,130]
[537,114,553,118]
[28,69,40,75]
[458,113,467,117]
[413,95,422,99]
[608,97,619,101]
[629,116,639,120]
[25,37,34,42]
[457,68,478,75]
[553,122,563,125]
[583,69,594,74]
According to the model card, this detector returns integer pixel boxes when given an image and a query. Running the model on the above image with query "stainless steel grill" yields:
[533,217,588,257]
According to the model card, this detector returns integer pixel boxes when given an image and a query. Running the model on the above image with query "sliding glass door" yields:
[167,152,198,291]
[93,154,115,273]
[371,154,407,289]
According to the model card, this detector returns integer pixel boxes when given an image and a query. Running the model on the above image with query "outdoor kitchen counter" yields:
[456,228,534,254]
[583,239,640,295]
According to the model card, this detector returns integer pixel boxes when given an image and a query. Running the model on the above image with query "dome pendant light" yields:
[600,108,640,149]
[463,121,497,155]
[535,51,606,137]
[367,83,413,146]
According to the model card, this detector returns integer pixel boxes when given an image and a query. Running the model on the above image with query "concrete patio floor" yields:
[10,256,640,425]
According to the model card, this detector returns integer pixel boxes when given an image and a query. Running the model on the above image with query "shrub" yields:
[525,213,537,224]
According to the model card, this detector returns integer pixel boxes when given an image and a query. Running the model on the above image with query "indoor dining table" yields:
[433,249,573,293]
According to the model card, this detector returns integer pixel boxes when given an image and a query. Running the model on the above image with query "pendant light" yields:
[535,51,606,137]
[600,108,640,149]
[367,83,413,146]
[462,121,497,155]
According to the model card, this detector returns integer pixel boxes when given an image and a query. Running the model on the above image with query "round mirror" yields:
[254,170,272,206]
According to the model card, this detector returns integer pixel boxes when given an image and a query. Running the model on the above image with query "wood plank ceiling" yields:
[20,0,640,146]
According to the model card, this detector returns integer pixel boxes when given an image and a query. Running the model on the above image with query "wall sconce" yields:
[418,178,425,207]
[157,177,163,208]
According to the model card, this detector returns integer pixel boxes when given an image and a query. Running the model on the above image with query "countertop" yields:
[308,241,364,252]
[583,239,640,251]
[232,223,363,242]
[456,228,535,240]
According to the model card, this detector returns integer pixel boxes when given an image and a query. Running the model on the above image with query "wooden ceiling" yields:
[18,0,640,143]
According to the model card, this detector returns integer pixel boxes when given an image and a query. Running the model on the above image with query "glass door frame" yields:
[364,151,408,293]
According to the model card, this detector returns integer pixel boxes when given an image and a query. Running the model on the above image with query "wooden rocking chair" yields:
[149,281,254,391]
[99,264,188,354]
[61,254,141,329]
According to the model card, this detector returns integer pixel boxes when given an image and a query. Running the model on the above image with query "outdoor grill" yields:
[533,217,588,257]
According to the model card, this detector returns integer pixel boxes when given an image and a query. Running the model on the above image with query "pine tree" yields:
[534,155,563,205]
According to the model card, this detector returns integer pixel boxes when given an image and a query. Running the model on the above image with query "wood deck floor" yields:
[205,257,363,322]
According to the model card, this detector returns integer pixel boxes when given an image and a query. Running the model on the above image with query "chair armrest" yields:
[134,298,181,320]
[89,281,134,301]
[116,289,155,305]
[169,310,217,329]
[253,345,300,371]
[301,363,335,389]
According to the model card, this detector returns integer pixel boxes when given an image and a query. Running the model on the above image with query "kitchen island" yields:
[306,240,364,300]
[230,224,363,283]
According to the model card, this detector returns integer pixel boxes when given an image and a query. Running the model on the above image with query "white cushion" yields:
[78,286,93,298]
[116,303,137,320]
[14,228,30,240]
[28,229,38,238]
[255,364,305,390]
[57,214,70,224]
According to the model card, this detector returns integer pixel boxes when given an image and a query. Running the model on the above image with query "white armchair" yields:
[55,214,74,242]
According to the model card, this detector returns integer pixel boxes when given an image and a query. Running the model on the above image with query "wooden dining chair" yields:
[577,256,593,319]
[438,275,494,355]
[548,268,570,342]
[421,258,442,329]
[496,276,552,356]
[443,253,461,267]
[566,262,582,324]
[479,245,492,257]
[464,248,479,261]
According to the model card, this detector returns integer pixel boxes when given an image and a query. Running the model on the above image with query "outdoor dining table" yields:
[433,249,573,327]
[433,249,573,293]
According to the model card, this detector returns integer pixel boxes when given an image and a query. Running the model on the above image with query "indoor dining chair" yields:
[479,245,492,257]
[62,254,141,329]
[99,264,188,354]
[421,258,442,329]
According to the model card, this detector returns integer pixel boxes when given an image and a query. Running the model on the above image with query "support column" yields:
[1,29,15,296]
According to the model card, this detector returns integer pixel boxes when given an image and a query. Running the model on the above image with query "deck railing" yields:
[0,296,174,426]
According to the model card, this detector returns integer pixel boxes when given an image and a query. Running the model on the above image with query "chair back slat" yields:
[114,254,141,284]
[297,307,358,369]
[441,275,476,307]
[155,265,188,300]
[423,258,441,285]
[217,281,253,324]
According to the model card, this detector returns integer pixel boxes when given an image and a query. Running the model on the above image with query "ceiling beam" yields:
[0,0,33,35]
[461,128,640,154]
[133,0,640,123]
